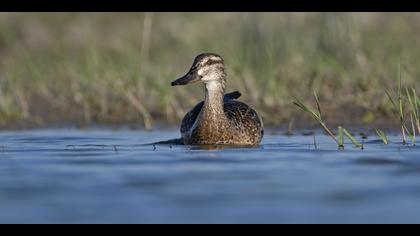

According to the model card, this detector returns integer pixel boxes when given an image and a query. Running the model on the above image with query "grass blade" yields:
[410,113,417,146]
[409,88,420,134]
[343,128,364,149]
[385,64,409,145]
[375,128,389,145]
[385,89,397,109]
[313,90,322,119]
[293,95,338,145]
[338,126,344,149]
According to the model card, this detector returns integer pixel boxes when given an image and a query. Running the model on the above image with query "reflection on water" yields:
[188,144,259,151]
[0,128,420,223]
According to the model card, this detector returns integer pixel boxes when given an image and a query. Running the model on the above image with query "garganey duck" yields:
[171,53,264,146]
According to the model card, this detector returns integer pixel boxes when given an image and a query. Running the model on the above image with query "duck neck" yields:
[202,80,226,120]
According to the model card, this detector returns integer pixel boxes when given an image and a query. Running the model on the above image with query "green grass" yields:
[338,126,344,149]
[385,63,420,145]
[342,128,364,149]
[409,113,417,146]
[1,13,420,129]
[375,128,389,145]
[293,91,338,145]
[294,91,363,149]
[385,63,409,144]
[407,88,420,141]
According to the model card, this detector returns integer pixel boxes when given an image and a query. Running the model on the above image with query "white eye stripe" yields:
[209,56,222,61]
[199,57,222,65]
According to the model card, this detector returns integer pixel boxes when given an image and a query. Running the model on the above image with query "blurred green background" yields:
[0,12,419,129]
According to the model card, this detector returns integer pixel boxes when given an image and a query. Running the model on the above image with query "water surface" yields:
[1,128,420,223]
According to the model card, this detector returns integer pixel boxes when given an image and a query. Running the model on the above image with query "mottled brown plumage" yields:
[171,53,264,146]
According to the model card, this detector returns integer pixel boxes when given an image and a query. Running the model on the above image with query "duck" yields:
[171,53,264,146]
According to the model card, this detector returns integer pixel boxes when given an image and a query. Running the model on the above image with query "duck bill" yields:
[171,73,199,86]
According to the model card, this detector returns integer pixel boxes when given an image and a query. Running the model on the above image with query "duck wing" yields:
[223,100,264,143]
[180,91,242,135]
[224,91,242,100]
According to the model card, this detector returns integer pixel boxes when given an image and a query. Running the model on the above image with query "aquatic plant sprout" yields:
[342,128,364,149]
[385,63,409,144]
[293,91,338,145]
[338,126,344,149]
[294,91,363,149]
[384,63,420,146]
[375,128,389,145]
[404,88,418,145]
[409,114,417,146]
[407,88,420,138]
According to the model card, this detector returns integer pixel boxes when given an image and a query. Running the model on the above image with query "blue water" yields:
[1,128,420,223]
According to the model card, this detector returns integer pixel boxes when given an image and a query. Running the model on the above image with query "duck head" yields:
[171,53,226,87]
